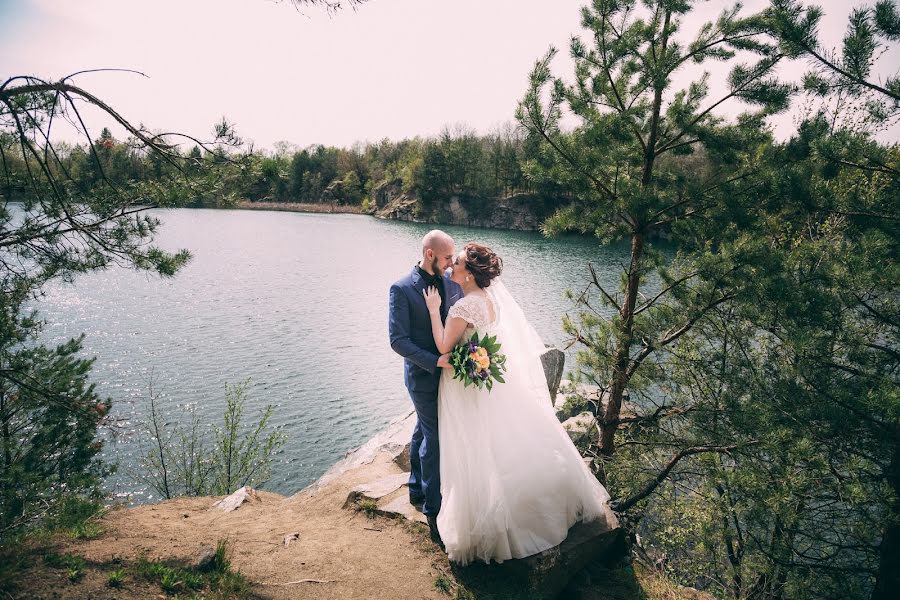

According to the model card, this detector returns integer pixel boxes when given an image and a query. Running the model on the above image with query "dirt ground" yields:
[7,450,713,600]
[12,455,454,600]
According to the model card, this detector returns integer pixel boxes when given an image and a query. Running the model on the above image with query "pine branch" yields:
[612,442,756,512]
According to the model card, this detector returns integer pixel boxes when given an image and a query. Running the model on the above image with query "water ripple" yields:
[30,209,630,501]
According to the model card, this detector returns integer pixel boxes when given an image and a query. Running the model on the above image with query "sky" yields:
[1,0,897,150]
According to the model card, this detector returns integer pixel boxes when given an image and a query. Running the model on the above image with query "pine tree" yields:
[517,0,791,468]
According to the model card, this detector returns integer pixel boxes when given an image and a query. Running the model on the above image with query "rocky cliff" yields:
[371,179,565,231]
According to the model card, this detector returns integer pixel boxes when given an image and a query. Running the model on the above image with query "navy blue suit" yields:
[389,266,461,516]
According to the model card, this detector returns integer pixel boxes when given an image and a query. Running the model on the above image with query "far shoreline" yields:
[236,200,367,215]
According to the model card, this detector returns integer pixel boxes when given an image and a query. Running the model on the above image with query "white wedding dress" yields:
[436,279,610,565]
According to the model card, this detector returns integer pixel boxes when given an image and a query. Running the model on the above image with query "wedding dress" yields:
[435,279,610,565]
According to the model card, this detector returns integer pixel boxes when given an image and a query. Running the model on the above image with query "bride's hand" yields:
[423,286,441,313]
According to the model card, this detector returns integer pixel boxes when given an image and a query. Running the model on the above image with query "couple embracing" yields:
[388,230,609,566]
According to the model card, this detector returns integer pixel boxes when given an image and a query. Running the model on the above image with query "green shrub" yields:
[136,379,286,499]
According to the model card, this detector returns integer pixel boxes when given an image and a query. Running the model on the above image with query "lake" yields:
[32,208,631,501]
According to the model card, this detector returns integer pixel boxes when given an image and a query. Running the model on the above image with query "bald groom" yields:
[388,230,462,548]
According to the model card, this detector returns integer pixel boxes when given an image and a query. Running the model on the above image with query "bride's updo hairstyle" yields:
[463,243,503,288]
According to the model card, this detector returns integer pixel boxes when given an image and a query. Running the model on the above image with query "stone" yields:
[393,442,411,472]
[283,532,300,547]
[562,412,598,444]
[194,545,216,571]
[211,486,258,512]
[378,496,428,524]
[540,346,566,402]
[299,410,416,496]
[342,472,411,509]
[554,380,638,429]
[372,178,403,209]
[373,195,422,223]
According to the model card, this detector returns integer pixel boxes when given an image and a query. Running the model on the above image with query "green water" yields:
[34,209,631,501]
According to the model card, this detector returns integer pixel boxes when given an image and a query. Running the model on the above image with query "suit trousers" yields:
[407,389,441,516]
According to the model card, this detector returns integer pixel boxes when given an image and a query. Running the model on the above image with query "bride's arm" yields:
[424,287,470,354]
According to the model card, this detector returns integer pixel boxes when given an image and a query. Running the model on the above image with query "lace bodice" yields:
[448,293,498,333]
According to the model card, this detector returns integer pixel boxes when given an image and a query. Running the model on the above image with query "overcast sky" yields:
[1,0,897,150]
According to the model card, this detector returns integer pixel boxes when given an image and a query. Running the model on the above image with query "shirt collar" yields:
[416,264,442,285]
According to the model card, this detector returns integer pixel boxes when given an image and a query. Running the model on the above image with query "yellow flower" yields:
[477,356,491,370]
[475,347,489,360]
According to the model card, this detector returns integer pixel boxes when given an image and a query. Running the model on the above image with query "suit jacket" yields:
[389,266,463,394]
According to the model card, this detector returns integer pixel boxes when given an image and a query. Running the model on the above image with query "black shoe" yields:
[409,493,425,510]
[427,514,445,551]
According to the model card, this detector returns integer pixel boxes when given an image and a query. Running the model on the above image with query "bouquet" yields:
[449,332,507,391]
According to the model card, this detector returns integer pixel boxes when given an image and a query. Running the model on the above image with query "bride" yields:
[423,242,610,565]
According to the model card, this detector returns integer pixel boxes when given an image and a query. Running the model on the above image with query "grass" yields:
[2,500,258,599]
[356,498,379,518]
[135,539,255,598]
[0,540,32,596]
[107,567,126,588]
[213,539,231,572]
[67,565,85,582]
[455,586,476,600]
[42,552,89,584]
[51,496,107,540]
[69,520,104,540]
[26,538,257,599]
[634,562,715,600]
[43,551,87,570]
[402,519,447,556]
[434,574,453,594]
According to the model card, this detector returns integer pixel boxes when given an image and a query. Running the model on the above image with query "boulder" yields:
[372,178,403,209]
[554,380,635,426]
[299,410,417,495]
[540,346,565,402]
[211,486,258,512]
[340,469,428,524]
[342,472,411,509]
[194,545,217,571]
[451,512,625,600]
[373,194,422,223]
[378,495,428,524]
[562,412,598,445]
[372,184,570,232]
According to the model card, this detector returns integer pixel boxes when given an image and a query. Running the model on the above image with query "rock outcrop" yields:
[541,346,566,402]
[372,189,567,232]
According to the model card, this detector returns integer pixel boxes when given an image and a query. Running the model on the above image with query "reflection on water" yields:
[33,209,631,501]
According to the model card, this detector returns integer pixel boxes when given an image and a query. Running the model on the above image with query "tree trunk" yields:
[599,231,644,456]
[873,439,900,600]
[598,8,670,458]
[717,483,743,598]
[0,383,9,471]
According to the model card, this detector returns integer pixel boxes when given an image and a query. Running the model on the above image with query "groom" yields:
[388,230,461,547]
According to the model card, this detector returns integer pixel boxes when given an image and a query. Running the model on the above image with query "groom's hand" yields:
[437,353,452,369]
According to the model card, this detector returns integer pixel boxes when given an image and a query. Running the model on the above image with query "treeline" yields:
[1,122,566,211]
